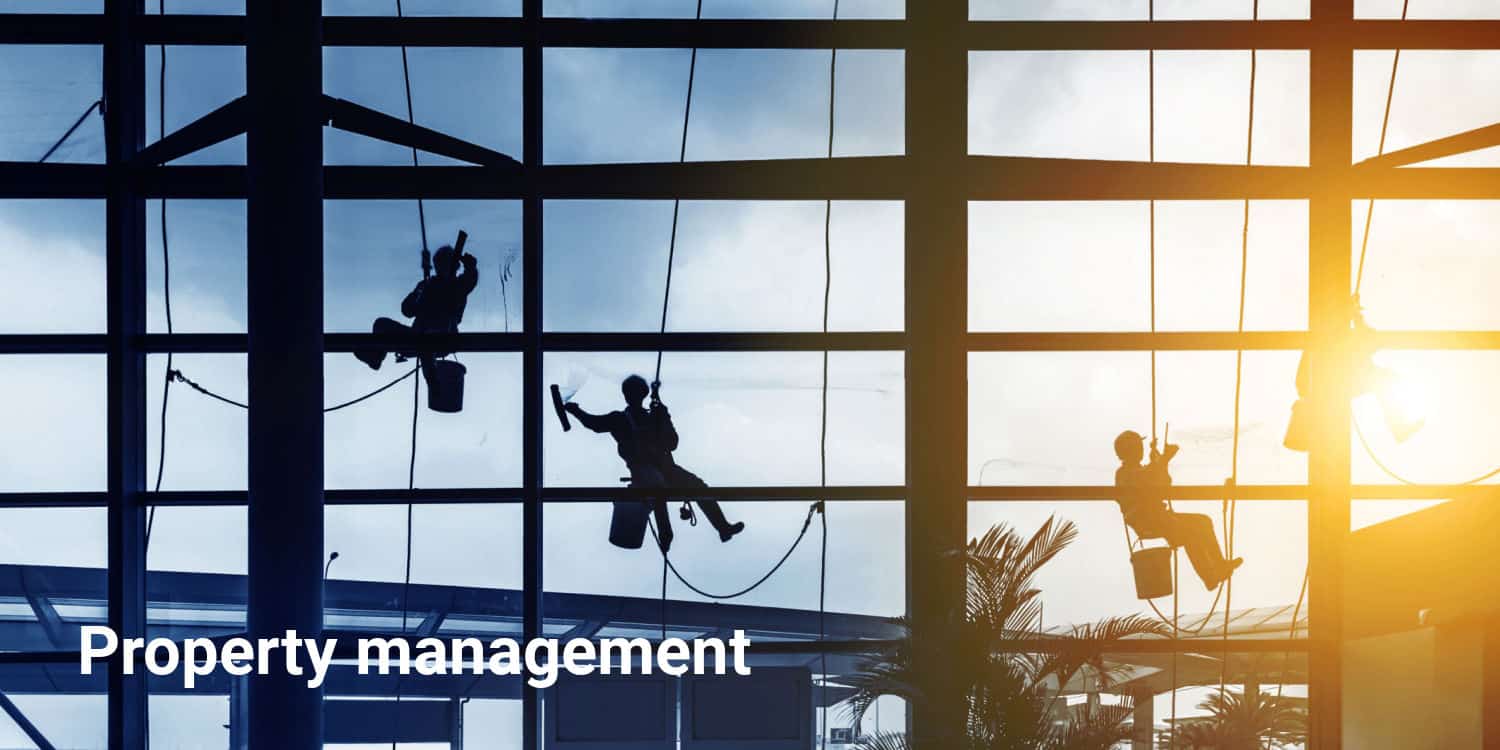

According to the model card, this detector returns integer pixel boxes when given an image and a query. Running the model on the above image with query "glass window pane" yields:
[0,508,109,650]
[545,200,903,332]
[0,45,103,163]
[148,353,247,491]
[966,500,1308,638]
[146,46,247,165]
[325,0,521,15]
[0,356,105,492]
[971,0,1308,19]
[1354,201,1500,331]
[326,353,523,489]
[546,0,902,19]
[146,200,247,333]
[1351,350,1500,486]
[545,500,904,617]
[325,200,523,334]
[0,665,106,750]
[970,201,1308,332]
[0,200,105,334]
[1356,0,1500,19]
[323,47,522,166]
[545,352,904,487]
[544,48,902,164]
[969,351,1305,486]
[970,51,1307,165]
[1355,51,1500,166]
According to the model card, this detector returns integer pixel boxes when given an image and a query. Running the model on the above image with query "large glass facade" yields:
[3,2,1497,748]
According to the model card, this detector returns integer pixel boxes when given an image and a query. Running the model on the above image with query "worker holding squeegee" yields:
[553,375,745,551]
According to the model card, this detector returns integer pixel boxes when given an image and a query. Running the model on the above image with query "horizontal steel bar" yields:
[10,331,1500,356]
[0,335,108,354]
[968,331,1306,351]
[7,15,1500,51]
[0,485,1471,510]
[8,160,1500,201]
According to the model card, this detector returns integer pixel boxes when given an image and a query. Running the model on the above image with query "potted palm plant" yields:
[845,516,1169,750]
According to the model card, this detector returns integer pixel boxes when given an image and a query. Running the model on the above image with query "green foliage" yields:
[848,516,1169,750]
[1175,689,1308,749]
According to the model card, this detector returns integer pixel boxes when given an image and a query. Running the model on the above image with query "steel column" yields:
[1308,1,1355,747]
[521,2,544,750]
[103,0,148,747]
[245,1,324,747]
[906,1,969,745]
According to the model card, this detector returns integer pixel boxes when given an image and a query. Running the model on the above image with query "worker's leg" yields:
[664,464,745,541]
[651,498,674,550]
[356,317,408,370]
[418,355,437,391]
[1166,512,1227,588]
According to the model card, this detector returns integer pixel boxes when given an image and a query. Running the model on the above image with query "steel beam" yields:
[10,15,1500,51]
[244,1,324,748]
[520,3,544,750]
[11,159,1500,201]
[1307,2,1354,746]
[102,0,148,748]
[905,1,969,746]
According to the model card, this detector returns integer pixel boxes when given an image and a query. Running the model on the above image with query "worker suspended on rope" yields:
[563,375,745,552]
[355,233,477,395]
[1113,430,1243,590]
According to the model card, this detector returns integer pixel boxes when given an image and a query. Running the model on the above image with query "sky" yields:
[4,0,1500,747]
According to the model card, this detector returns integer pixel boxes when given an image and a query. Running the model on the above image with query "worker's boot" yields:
[718,521,745,543]
[354,349,385,371]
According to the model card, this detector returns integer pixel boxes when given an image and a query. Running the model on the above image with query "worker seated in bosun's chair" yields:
[565,375,745,552]
[355,244,478,390]
[1113,430,1243,590]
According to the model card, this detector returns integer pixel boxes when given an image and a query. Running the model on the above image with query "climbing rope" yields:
[1219,3,1261,700]
[165,366,418,412]
[392,0,429,744]
[146,0,171,550]
[642,9,836,741]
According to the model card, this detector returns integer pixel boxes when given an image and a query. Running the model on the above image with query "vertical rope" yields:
[146,0,170,550]
[1220,0,1260,704]
[654,0,705,384]
[1355,0,1410,296]
[818,4,838,744]
[393,2,426,744]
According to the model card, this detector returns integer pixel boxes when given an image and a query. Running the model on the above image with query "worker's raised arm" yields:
[458,252,479,294]
[564,402,617,434]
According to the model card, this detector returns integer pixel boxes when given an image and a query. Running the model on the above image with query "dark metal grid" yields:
[3,1,1487,747]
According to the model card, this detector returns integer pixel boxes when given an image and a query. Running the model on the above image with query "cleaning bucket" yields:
[1130,546,1174,600]
[427,359,467,413]
[609,501,650,549]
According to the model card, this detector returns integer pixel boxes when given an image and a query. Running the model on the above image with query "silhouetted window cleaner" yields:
[556,375,745,552]
[1113,429,1243,590]
[355,231,476,413]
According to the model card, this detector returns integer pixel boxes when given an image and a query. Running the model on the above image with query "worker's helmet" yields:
[1114,430,1146,462]
[432,245,458,274]
[622,375,650,403]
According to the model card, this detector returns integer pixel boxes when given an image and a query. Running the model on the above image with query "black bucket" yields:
[427,359,467,413]
[1130,546,1174,600]
[609,501,649,550]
